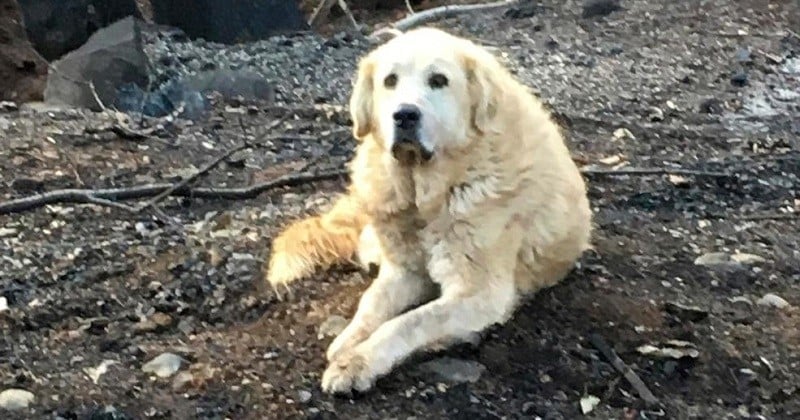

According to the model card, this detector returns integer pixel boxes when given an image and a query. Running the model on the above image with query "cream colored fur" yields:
[263,27,592,394]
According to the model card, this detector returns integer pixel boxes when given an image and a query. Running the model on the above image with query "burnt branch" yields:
[0,170,348,216]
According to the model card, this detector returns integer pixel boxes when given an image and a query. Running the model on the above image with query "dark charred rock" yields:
[150,0,307,44]
[17,0,141,61]
[0,0,48,102]
[44,16,149,111]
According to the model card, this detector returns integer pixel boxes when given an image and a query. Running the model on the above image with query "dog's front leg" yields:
[325,260,434,361]
[321,235,519,394]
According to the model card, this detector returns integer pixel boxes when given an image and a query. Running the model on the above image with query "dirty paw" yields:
[321,351,375,395]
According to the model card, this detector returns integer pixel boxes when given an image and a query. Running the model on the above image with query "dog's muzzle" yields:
[391,104,433,165]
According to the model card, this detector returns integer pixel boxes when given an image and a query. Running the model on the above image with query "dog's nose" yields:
[393,104,421,130]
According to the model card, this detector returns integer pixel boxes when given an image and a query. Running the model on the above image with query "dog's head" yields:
[349,27,503,166]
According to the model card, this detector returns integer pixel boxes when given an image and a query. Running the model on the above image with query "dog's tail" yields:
[263,193,370,293]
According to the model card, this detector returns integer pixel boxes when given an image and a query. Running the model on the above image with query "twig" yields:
[308,0,336,26]
[83,196,138,213]
[337,0,360,31]
[54,142,85,187]
[0,170,349,215]
[738,212,799,221]
[88,82,107,112]
[405,0,416,14]
[580,167,730,178]
[137,114,290,212]
[589,333,660,407]
[371,0,519,37]
[136,142,250,212]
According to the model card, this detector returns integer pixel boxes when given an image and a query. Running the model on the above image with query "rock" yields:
[0,0,48,102]
[735,47,752,64]
[17,0,141,61]
[150,0,307,44]
[504,2,539,19]
[0,388,35,410]
[0,101,18,112]
[0,296,7,312]
[582,0,622,19]
[45,16,149,112]
[579,394,600,414]
[731,71,748,87]
[694,251,765,268]
[83,359,117,384]
[664,301,709,322]
[647,106,664,121]
[88,404,132,420]
[318,315,348,339]
[637,340,700,359]
[756,293,790,309]
[141,352,183,378]
[416,357,486,384]
[297,390,312,404]
[730,253,766,264]
[699,97,724,114]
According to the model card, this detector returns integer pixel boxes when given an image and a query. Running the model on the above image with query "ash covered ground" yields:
[1,1,799,419]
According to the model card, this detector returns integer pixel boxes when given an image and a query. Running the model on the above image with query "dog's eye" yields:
[428,73,449,89]
[384,73,398,89]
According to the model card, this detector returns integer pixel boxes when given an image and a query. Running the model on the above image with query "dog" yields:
[263,27,593,395]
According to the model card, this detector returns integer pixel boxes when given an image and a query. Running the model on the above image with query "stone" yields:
[150,0,307,44]
[45,16,149,111]
[141,352,183,378]
[0,0,48,102]
[297,390,312,404]
[0,388,35,410]
[582,0,622,19]
[756,293,790,309]
[17,0,141,61]
[87,404,132,420]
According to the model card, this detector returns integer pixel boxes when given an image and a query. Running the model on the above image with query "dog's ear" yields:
[464,53,501,134]
[349,57,376,140]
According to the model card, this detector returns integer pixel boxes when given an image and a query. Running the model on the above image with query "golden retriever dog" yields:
[263,27,592,394]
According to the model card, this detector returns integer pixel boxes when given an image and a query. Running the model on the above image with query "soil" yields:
[2,0,799,419]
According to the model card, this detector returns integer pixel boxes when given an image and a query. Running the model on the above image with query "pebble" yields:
[756,293,790,309]
[142,352,184,378]
[0,388,35,410]
[731,71,748,87]
[582,0,622,18]
[297,390,312,403]
[647,106,665,121]
[416,357,486,384]
[0,101,18,112]
[694,252,764,267]
[0,296,7,312]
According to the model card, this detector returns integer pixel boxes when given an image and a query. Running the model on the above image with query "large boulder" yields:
[150,0,308,44]
[17,0,141,61]
[44,16,150,111]
[0,0,48,102]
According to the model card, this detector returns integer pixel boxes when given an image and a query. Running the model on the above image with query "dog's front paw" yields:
[321,350,375,395]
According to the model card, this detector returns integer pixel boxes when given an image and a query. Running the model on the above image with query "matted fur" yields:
[263,27,592,394]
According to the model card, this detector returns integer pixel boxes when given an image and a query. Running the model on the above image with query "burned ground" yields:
[1,1,799,419]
